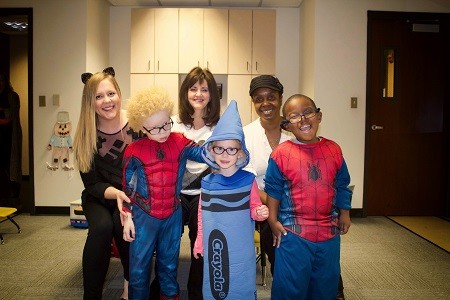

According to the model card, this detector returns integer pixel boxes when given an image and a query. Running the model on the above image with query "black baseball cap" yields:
[249,75,284,96]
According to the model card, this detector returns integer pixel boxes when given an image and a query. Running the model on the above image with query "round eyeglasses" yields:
[212,146,240,156]
[281,108,320,128]
[143,119,173,135]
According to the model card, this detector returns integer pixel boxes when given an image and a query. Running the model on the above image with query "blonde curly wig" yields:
[127,86,174,131]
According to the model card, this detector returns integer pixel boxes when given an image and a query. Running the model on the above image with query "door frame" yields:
[0,7,34,214]
[363,10,450,217]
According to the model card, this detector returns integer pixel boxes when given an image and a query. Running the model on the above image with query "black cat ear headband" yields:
[81,67,115,84]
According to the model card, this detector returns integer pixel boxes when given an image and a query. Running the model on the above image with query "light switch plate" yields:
[53,94,60,106]
[39,95,46,107]
[351,97,357,108]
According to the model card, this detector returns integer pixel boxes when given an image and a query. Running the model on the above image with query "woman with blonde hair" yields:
[73,67,138,300]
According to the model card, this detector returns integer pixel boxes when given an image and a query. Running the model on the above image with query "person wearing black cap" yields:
[244,75,346,299]
[243,75,291,278]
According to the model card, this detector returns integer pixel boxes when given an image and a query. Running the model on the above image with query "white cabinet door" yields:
[130,9,154,73]
[227,75,253,126]
[130,74,179,115]
[155,8,179,73]
[154,74,180,114]
[228,10,252,75]
[252,10,276,75]
[204,9,229,74]
[179,9,204,74]
[130,74,154,96]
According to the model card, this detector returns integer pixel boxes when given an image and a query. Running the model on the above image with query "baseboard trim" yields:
[34,206,69,215]
[32,206,365,217]
[350,208,363,218]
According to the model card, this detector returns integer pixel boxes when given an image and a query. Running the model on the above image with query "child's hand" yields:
[256,205,269,219]
[193,238,203,259]
[122,213,135,242]
[269,220,287,248]
[339,210,351,234]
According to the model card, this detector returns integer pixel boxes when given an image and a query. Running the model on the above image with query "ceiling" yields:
[107,0,303,8]
[0,0,302,35]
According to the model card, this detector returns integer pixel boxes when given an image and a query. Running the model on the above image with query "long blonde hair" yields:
[73,72,122,173]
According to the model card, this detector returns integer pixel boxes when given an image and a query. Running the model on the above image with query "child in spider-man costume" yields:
[265,94,353,300]
[121,87,203,300]
[193,100,269,300]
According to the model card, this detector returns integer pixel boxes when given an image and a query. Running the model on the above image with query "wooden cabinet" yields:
[227,75,253,126]
[130,74,180,114]
[228,10,276,75]
[130,8,179,74]
[179,9,229,74]
[130,9,154,73]
[252,10,276,75]
[179,9,204,73]
[203,9,229,74]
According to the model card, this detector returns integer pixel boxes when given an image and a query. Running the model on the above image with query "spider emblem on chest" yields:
[157,149,165,160]
[308,162,321,181]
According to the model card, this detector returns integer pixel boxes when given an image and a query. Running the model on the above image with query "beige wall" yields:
[1,0,449,209]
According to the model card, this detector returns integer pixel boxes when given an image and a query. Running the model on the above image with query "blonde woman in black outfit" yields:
[73,67,138,300]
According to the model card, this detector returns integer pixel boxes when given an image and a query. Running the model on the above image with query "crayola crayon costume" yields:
[194,100,266,300]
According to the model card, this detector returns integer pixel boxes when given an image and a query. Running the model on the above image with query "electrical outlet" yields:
[351,97,357,108]
[39,96,46,107]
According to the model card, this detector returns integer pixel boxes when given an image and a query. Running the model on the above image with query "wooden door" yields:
[365,12,450,216]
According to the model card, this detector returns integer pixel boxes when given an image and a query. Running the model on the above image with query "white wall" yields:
[2,0,449,209]
[300,0,450,209]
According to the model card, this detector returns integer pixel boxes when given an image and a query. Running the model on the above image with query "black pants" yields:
[261,220,345,296]
[82,198,130,300]
[181,193,203,300]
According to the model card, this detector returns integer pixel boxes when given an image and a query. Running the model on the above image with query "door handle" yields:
[371,125,384,130]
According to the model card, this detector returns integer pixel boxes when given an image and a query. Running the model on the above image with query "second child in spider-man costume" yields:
[265,94,353,300]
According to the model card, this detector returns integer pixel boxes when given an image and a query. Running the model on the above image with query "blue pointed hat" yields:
[202,100,250,170]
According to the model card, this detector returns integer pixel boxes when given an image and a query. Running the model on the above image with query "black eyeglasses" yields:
[212,146,240,156]
[143,119,173,135]
[281,108,320,128]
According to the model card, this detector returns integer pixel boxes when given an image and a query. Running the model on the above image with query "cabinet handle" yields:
[207,61,209,69]
[256,61,258,72]
[148,60,151,71]
[247,62,249,72]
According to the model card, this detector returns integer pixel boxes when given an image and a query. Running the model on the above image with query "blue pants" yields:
[129,205,182,300]
[271,232,340,300]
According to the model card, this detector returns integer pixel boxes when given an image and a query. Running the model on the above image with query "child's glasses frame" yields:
[143,119,174,135]
[281,108,320,129]
[212,146,240,156]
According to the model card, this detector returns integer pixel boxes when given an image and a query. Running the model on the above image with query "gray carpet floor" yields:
[0,215,449,299]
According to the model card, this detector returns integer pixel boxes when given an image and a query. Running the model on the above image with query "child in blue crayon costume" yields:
[193,100,269,299]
